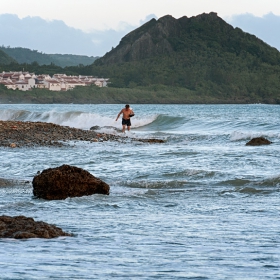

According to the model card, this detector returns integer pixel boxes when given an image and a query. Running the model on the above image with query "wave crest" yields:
[0,108,156,130]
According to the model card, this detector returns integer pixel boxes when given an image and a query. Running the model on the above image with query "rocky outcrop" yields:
[33,164,110,200]
[246,137,272,146]
[0,215,72,239]
[0,120,105,148]
[95,12,233,65]
[96,15,178,64]
[0,120,165,148]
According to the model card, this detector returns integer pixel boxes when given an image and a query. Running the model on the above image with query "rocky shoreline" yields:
[0,121,165,239]
[0,120,165,148]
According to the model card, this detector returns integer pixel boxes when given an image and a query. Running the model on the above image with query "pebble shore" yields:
[0,120,164,148]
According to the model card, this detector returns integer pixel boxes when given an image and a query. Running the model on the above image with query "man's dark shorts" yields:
[122,118,131,126]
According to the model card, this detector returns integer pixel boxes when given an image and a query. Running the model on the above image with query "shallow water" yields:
[0,104,279,279]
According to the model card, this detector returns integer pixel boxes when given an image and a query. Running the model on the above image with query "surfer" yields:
[115,104,134,133]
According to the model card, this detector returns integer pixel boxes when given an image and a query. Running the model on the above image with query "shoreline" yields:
[1,87,279,105]
[0,120,164,185]
[0,120,108,148]
[0,120,165,148]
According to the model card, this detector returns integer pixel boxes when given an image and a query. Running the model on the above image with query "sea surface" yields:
[0,104,279,279]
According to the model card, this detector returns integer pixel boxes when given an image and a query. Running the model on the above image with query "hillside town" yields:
[0,71,108,91]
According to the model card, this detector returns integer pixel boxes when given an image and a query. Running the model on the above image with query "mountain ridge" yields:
[88,12,280,103]
[96,12,280,65]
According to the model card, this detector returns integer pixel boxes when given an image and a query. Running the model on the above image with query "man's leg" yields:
[122,125,126,133]
[127,125,131,131]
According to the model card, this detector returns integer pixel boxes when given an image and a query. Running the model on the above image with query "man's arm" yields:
[115,109,123,121]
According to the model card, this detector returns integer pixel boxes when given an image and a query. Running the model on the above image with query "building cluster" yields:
[0,71,108,91]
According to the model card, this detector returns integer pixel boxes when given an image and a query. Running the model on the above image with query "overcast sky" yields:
[2,0,280,32]
[1,0,280,56]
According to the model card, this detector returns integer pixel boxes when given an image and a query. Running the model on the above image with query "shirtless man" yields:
[115,104,134,133]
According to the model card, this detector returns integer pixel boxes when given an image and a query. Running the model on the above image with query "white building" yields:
[46,79,61,91]
[0,71,109,91]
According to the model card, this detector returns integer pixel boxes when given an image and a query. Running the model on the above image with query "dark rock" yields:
[0,120,165,147]
[0,215,72,239]
[246,137,272,146]
[90,125,101,130]
[135,138,165,143]
[32,164,110,200]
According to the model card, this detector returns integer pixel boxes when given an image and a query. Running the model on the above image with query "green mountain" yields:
[88,12,280,103]
[1,12,280,104]
[0,46,98,67]
[0,49,16,65]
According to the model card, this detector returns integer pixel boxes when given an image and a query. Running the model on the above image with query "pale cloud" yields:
[1,0,280,32]
[228,12,280,51]
[1,1,280,56]
[0,13,154,56]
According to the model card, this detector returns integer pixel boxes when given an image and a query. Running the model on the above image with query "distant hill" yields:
[0,49,16,65]
[0,46,99,67]
[89,12,280,103]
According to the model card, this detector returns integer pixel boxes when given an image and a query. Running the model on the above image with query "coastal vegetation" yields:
[1,83,276,104]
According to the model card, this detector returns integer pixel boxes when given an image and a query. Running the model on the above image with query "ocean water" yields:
[0,104,279,279]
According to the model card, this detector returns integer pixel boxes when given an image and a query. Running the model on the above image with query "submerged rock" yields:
[138,138,165,143]
[0,215,72,239]
[0,178,14,187]
[246,137,272,146]
[90,125,101,131]
[0,178,30,187]
[32,164,110,200]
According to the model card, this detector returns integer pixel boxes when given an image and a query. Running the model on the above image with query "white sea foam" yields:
[0,109,27,120]
[0,108,157,130]
[40,110,115,129]
[230,131,261,141]
[1,104,280,279]
[230,130,280,141]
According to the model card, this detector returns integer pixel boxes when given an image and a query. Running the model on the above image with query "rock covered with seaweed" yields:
[0,215,72,239]
[246,137,272,146]
[33,164,110,200]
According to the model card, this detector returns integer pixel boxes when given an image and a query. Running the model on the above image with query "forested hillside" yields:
[0,49,16,65]
[83,12,280,103]
[0,46,98,67]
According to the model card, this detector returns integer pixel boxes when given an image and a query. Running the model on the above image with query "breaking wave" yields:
[0,108,157,130]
